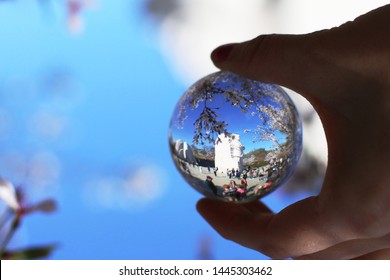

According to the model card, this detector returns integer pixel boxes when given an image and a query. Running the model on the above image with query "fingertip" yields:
[210,43,237,66]
[197,198,242,229]
[196,198,274,253]
[195,197,208,214]
[196,198,226,214]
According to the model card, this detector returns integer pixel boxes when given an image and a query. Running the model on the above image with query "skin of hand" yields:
[196,4,390,259]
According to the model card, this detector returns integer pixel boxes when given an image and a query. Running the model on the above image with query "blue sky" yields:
[0,0,309,260]
[170,91,285,152]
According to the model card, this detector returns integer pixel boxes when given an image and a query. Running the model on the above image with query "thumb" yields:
[210,34,315,97]
[209,31,367,118]
[210,33,338,117]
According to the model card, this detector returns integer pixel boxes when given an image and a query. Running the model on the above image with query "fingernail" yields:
[211,43,236,64]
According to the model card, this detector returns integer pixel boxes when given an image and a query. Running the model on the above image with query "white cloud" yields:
[84,162,167,211]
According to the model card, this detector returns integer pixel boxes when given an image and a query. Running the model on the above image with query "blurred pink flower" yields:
[15,191,57,217]
[67,0,97,34]
[0,178,57,216]
[0,180,58,259]
[0,179,20,212]
[26,199,57,214]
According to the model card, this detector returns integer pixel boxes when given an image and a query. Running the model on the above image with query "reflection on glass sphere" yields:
[168,71,302,203]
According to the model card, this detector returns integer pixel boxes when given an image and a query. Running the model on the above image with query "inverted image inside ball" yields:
[168,71,302,203]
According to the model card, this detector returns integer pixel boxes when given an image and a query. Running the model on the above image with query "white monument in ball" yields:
[175,139,196,164]
[214,133,244,172]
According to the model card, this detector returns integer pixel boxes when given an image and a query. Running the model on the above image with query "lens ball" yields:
[168,71,302,203]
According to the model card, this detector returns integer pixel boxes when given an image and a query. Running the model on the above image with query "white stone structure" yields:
[175,140,197,164]
[214,133,244,171]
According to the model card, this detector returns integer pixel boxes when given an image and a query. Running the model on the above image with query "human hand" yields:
[196,4,390,259]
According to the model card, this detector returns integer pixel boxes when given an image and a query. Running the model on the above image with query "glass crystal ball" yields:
[168,71,302,203]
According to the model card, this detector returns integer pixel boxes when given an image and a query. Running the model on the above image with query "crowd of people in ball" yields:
[204,158,289,201]
[221,178,249,200]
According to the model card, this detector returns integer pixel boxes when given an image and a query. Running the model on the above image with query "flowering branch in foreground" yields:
[0,178,58,259]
